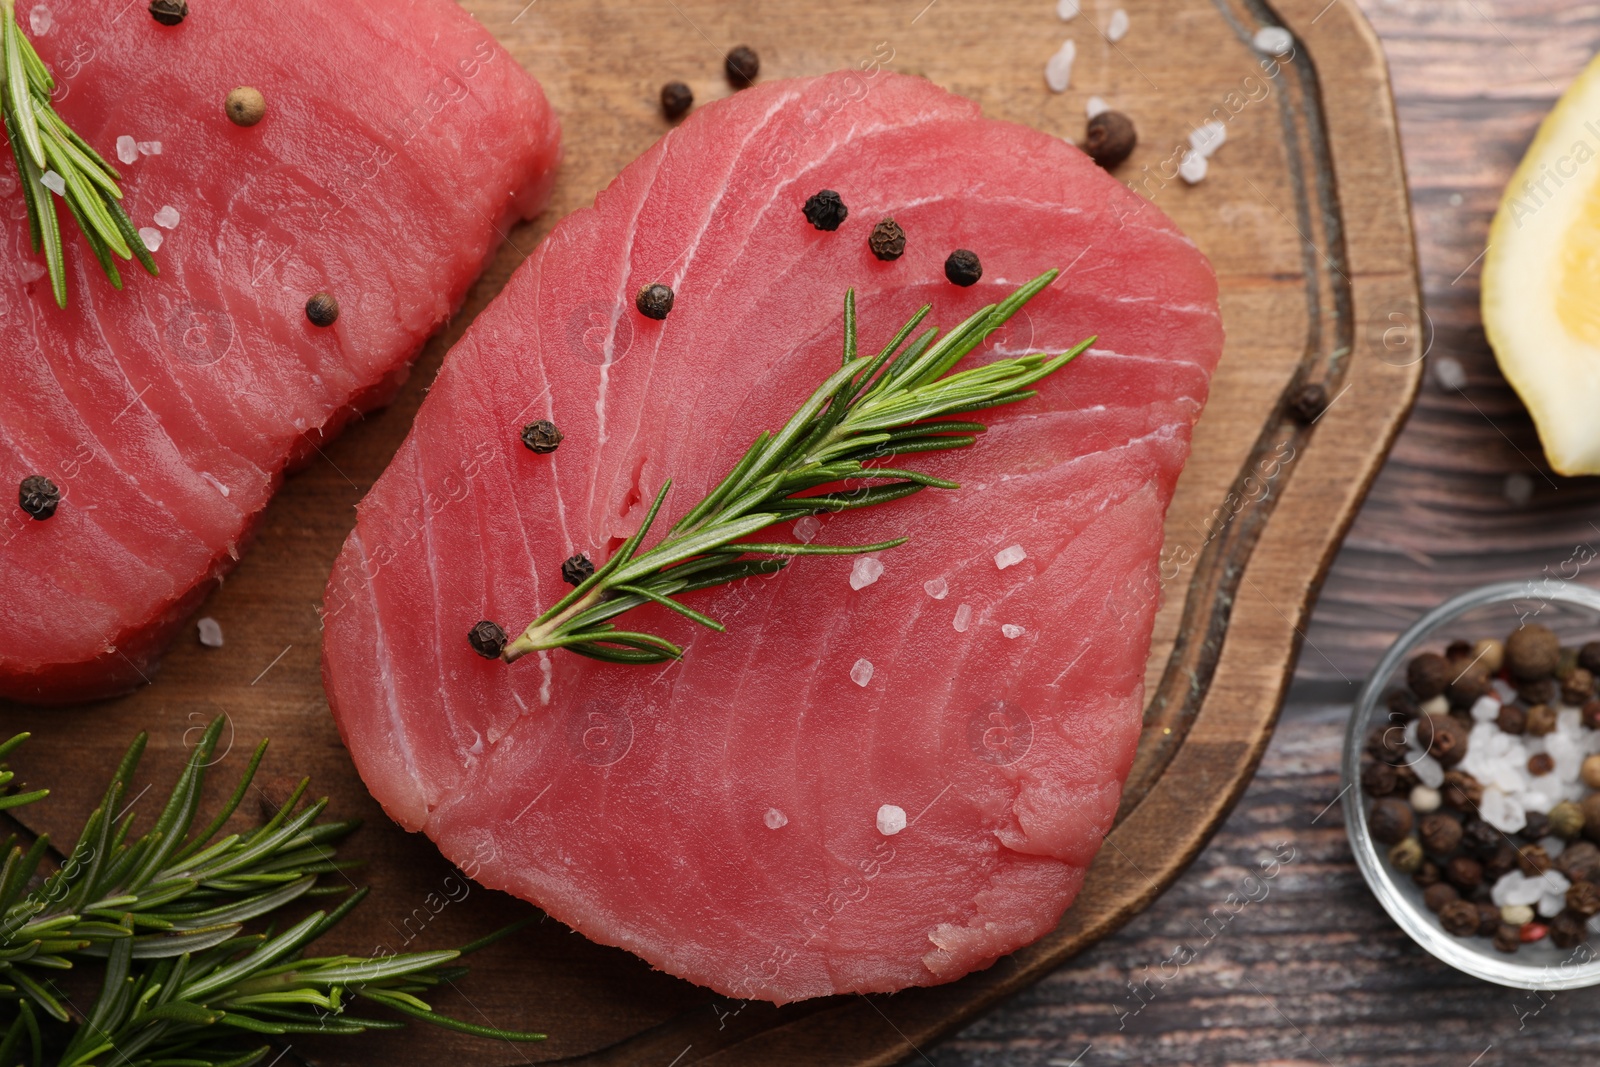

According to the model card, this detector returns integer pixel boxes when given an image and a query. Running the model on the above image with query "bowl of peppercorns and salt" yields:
[1343,581,1600,988]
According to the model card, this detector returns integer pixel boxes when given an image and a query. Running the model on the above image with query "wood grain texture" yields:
[0,0,1422,1063]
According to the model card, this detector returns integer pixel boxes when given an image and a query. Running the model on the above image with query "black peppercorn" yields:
[1287,383,1328,425]
[1441,769,1483,811]
[1518,678,1557,706]
[636,283,674,320]
[467,620,507,659]
[1361,759,1399,797]
[1422,881,1459,913]
[1412,859,1441,887]
[149,0,187,25]
[1517,843,1553,876]
[1476,901,1502,936]
[521,420,564,454]
[1366,723,1409,764]
[1492,923,1522,954]
[562,553,595,587]
[1445,639,1474,660]
[1439,898,1481,937]
[1418,812,1462,854]
[1368,796,1414,845]
[1407,652,1452,699]
[1550,909,1588,949]
[1444,855,1483,892]
[1421,713,1468,766]
[1522,810,1552,842]
[1083,109,1137,169]
[1560,841,1600,881]
[802,190,848,232]
[1564,667,1596,705]
[18,475,60,521]
[1496,703,1526,735]
[1485,844,1518,881]
[1583,700,1600,732]
[1568,880,1600,918]
[306,292,339,327]
[725,45,759,89]
[660,81,693,121]
[1386,688,1420,718]
[869,218,906,261]
[944,249,982,287]
[1461,817,1501,859]
[1580,641,1600,674]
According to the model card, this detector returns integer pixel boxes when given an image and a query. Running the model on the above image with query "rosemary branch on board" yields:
[0,719,544,1066]
[501,268,1092,666]
[0,0,158,308]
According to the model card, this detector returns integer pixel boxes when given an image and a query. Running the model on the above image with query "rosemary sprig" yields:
[502,268,1092,665]
[0,719,544,1066]
[0,0,158,308]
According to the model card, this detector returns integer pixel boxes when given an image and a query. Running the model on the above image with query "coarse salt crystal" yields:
[850,658,874,687]
[1178,150,1208,185]
[794,515,823,543]
[154,205,180,230]
[40,170,65,196]
[1107,9,1130,41]
[28,5,50,35]
[1086,95,1110,119]
[1045,40,1077,93]
[1433,355,1466,391]
[1002,624,1025,639]
[137,141,162,156]
[1479,786,1526,833]
[764,808,787,830]
[876,804,907,836]
[116,136,139,165]
[953,603,973,633]
[1540,892,1568,918]
[995,544,1027,570]
[1493,678,1518,702]
[139,227,164,252]
[197,617,224,648]
[1056,0,1079,19]
[850,556,885,590]
[1189,121,1227,159]
[1540,835,1567,859]
[1253,25,1294,56]
[924,577,949,600]
[1412,753,1444,789]
[1491,871,1525,907]
[1471,695,1501,723]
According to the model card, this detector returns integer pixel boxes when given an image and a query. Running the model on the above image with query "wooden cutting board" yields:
[0,0,1419,1062]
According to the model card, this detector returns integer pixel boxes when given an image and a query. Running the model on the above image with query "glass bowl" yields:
[1342,580,1600,989]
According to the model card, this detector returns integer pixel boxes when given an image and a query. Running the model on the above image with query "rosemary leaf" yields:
[501,269,1092,666]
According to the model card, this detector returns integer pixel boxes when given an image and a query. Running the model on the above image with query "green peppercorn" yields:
[1550,799,1586,840]
[1387,836,1424,873]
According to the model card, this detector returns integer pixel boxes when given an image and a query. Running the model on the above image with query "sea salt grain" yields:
[1189,121,1227,159]
[197,617,224,648]
[924,577,949,600]
[1253,25,1294,55]
[876,804,907,836]
[1086,96,1110,119]
[29,5,51,35]
[953,603,973,633]
[137,141,162,157]
[139,227,164,252]
[1412,753,1444,789]
[116,136,139,165]
[794,515,823,543]
[1002,624,1025,639]
[1178,150,1208,185]
[764,808,788,830]
[1056,0,1079,19]
[850,658,874,687]
[1045,40,1077,93]
[154,205,180,230]
[1107,9,1130,42]
[850,556,885,590]
[995,544,1027,570]
[1471,695,1501,723]
[40,170,65,196]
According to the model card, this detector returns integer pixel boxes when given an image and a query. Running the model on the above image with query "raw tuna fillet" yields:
[0,0,560,704]
[323,71,1222,1002]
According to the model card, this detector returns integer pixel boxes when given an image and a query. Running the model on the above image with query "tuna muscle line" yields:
[501,269,1093,667]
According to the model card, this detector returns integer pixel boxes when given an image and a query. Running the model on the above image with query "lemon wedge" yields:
[1483,52,1600,476]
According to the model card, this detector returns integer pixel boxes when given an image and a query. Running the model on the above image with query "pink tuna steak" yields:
[0,0,559,704]
[323,71,1222,1002]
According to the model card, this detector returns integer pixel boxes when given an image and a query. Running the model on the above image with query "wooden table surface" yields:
[926,1,1600,1064]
